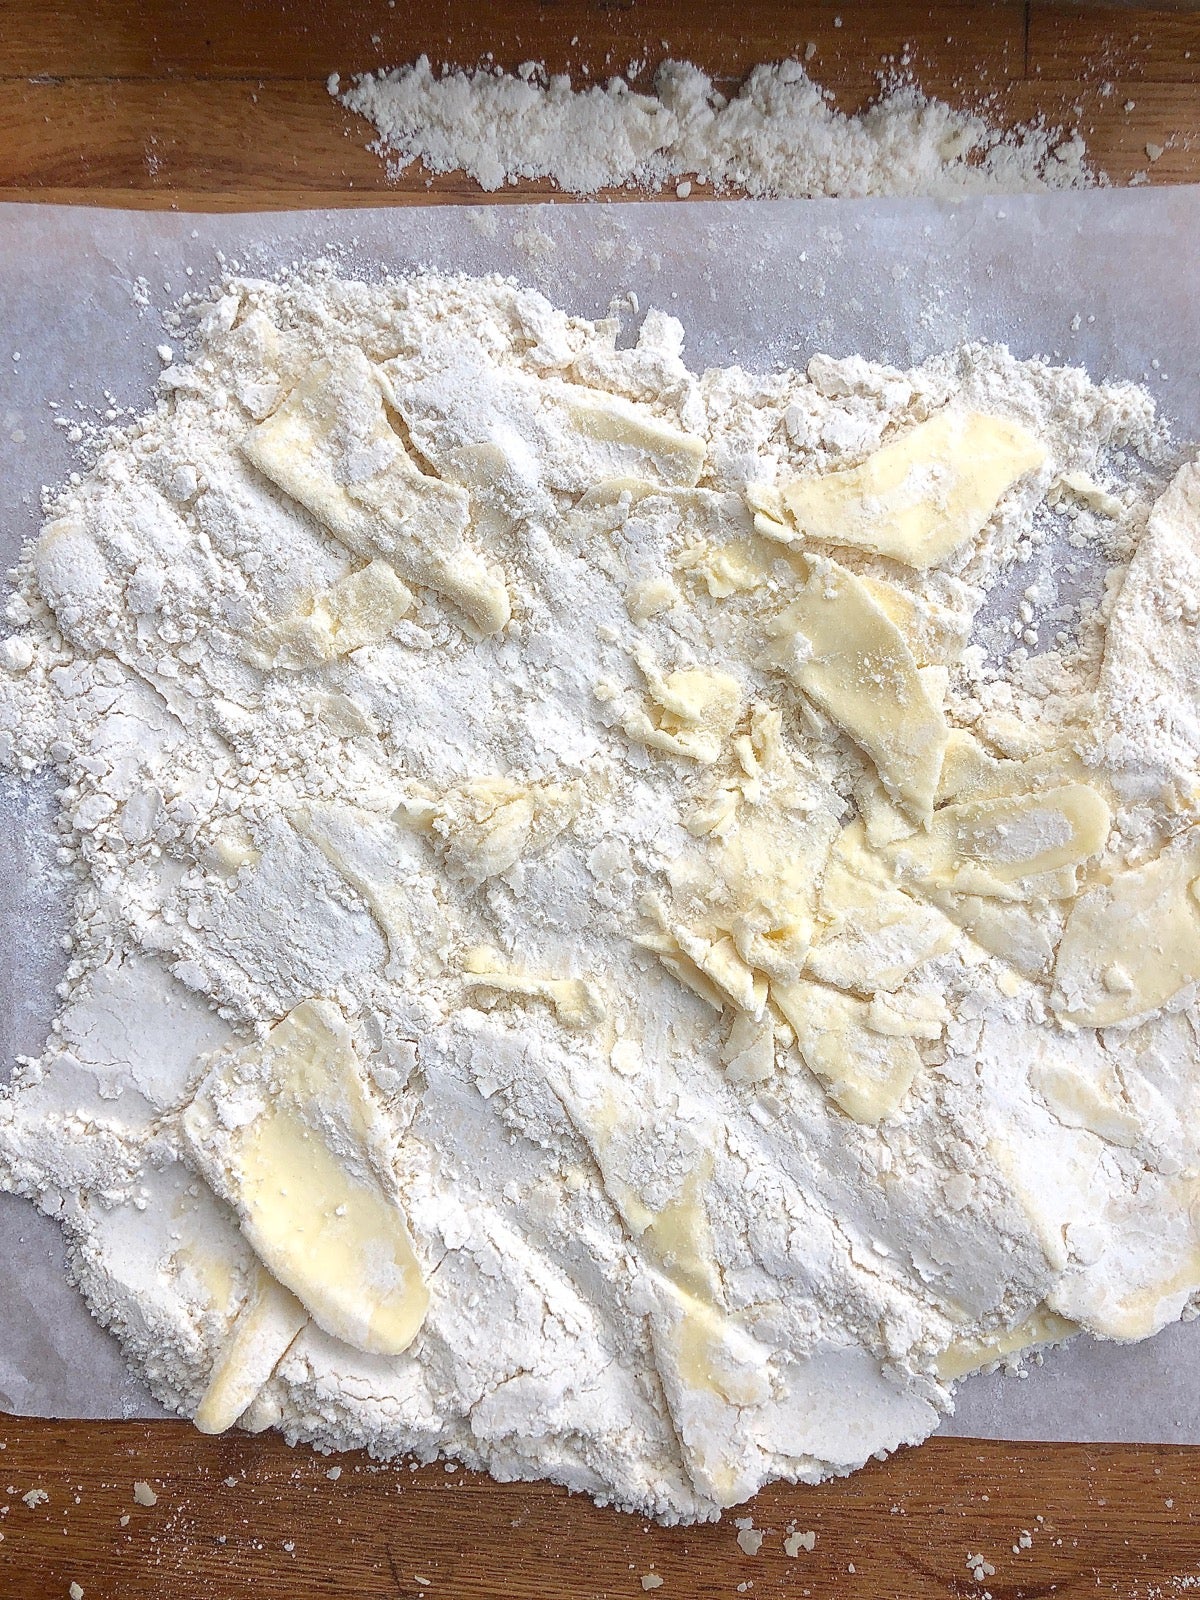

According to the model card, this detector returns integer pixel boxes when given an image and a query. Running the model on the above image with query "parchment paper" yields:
[3,191,1200,1440]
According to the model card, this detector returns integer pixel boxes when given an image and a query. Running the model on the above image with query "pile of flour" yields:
[4,267,1200,1525]
[333,57,1092,197]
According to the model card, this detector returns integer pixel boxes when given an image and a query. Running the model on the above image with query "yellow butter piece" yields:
[462,946,606,1030]
[193,1267,308,1435]
[639,920,767,1017]
[676,540,769,598]
[936,893,1063,979]
[721,1013,777,1084]
[1053,470,1124,520]
[625,575,679,620]
[1053,830,1200,1025]
[809,822,956,994]
[779,409,1046,569]
[268,560,412,668]
[1030,1059,1142,1147]
[935,1306,1076,1381]
[887,783,1110,898]
[396,775,578,886]
[933,784,1111,886]
[772,977,923,1124]
[936,729,1097,807]
[622,653,743,766]
[763,555,949,822]
[181,1000,429,1357]
[244,352,509,635]
[564,390,706,486]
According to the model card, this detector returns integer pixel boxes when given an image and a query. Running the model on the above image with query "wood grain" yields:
[3,1422,1200,1599]
[4,5,1200,1598]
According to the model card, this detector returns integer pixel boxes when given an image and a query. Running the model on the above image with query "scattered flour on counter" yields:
[334,58,1093,197]
[3,266,1200,1527]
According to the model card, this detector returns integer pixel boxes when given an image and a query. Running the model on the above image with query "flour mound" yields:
[4,267,1198,1526]
[336,57,1092,197]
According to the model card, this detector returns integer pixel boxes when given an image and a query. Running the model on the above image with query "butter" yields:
[462,946,606,1030]
[935,1306,1076,1381]
[1053,830,1200,1025]
[763,554,949,822]
[194,1267,308,1435]
[563,389,706,486]
[772,977,924,1124]
[395,775,579,885]
[266,559,412,668]
[181,1000,429,1356]
[622,652,743,765]
[245,352,510,634]
[777,409,1046,569]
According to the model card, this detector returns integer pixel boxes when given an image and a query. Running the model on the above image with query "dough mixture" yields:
[1,269,1197,1521]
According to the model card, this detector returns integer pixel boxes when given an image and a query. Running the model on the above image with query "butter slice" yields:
[564,390,706,487]
[779,409,1046,569]
[772,978,923,1124]
[935,1306,1076,1381]
[245,352,509,635]
[268,560,413,668]
[194,1267,308,1435]
[396,775,579,885]
[1053,830,1200,1026]
[462,946,606,1030]
[181,1000,429,1356]
[885,783,1110,899]
[623,655,743,766]
[809,821,956,994]
[763,556,948,822]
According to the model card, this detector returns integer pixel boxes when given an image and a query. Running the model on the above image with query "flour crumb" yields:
[336,57,1092,197]
[784,1529,817,1555]
[21,1488,48,1509]
[132,1481,158,1507]
[325,1466,342,1481]
[640,1576,664,1591]
[69,1584,84,1600]
[735,1520,765,1556]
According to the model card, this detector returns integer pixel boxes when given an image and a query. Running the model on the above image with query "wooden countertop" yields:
[5,3,1200,1596]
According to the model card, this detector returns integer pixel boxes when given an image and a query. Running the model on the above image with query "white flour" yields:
[334,58,1093,197]
[3,268,1199,1525]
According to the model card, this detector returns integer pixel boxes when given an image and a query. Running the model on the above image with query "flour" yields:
[335,58,1093,198]
[1,266,1197,1525]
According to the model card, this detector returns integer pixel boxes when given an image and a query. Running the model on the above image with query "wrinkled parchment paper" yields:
[3,191,1200,1440]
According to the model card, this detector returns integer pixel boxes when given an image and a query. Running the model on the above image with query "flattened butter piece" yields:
[396,775,579,885]
[244,351,509,635]
[638,919,768,1018]
[772,978,923,1124]
[809,822,956,994]
[936,729,1097,807]
[268,560,412,668]
[935,1306,1076,1381]
[933,784,1111,886]
[194,1267,308,1435]
[563,389,706,487]
[763,556,948,822]
[622,653,743,766]
[778,409,1046,569]
[462,946,606,1030]
[721,1013,777,1084]
[1053,830,1200,1026]
[884,783,1110,900]
[1031,1059,1142,1147]
[181,1000,429,1356]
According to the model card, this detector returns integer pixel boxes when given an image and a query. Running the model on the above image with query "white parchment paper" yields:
[2,191,1200,1439]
